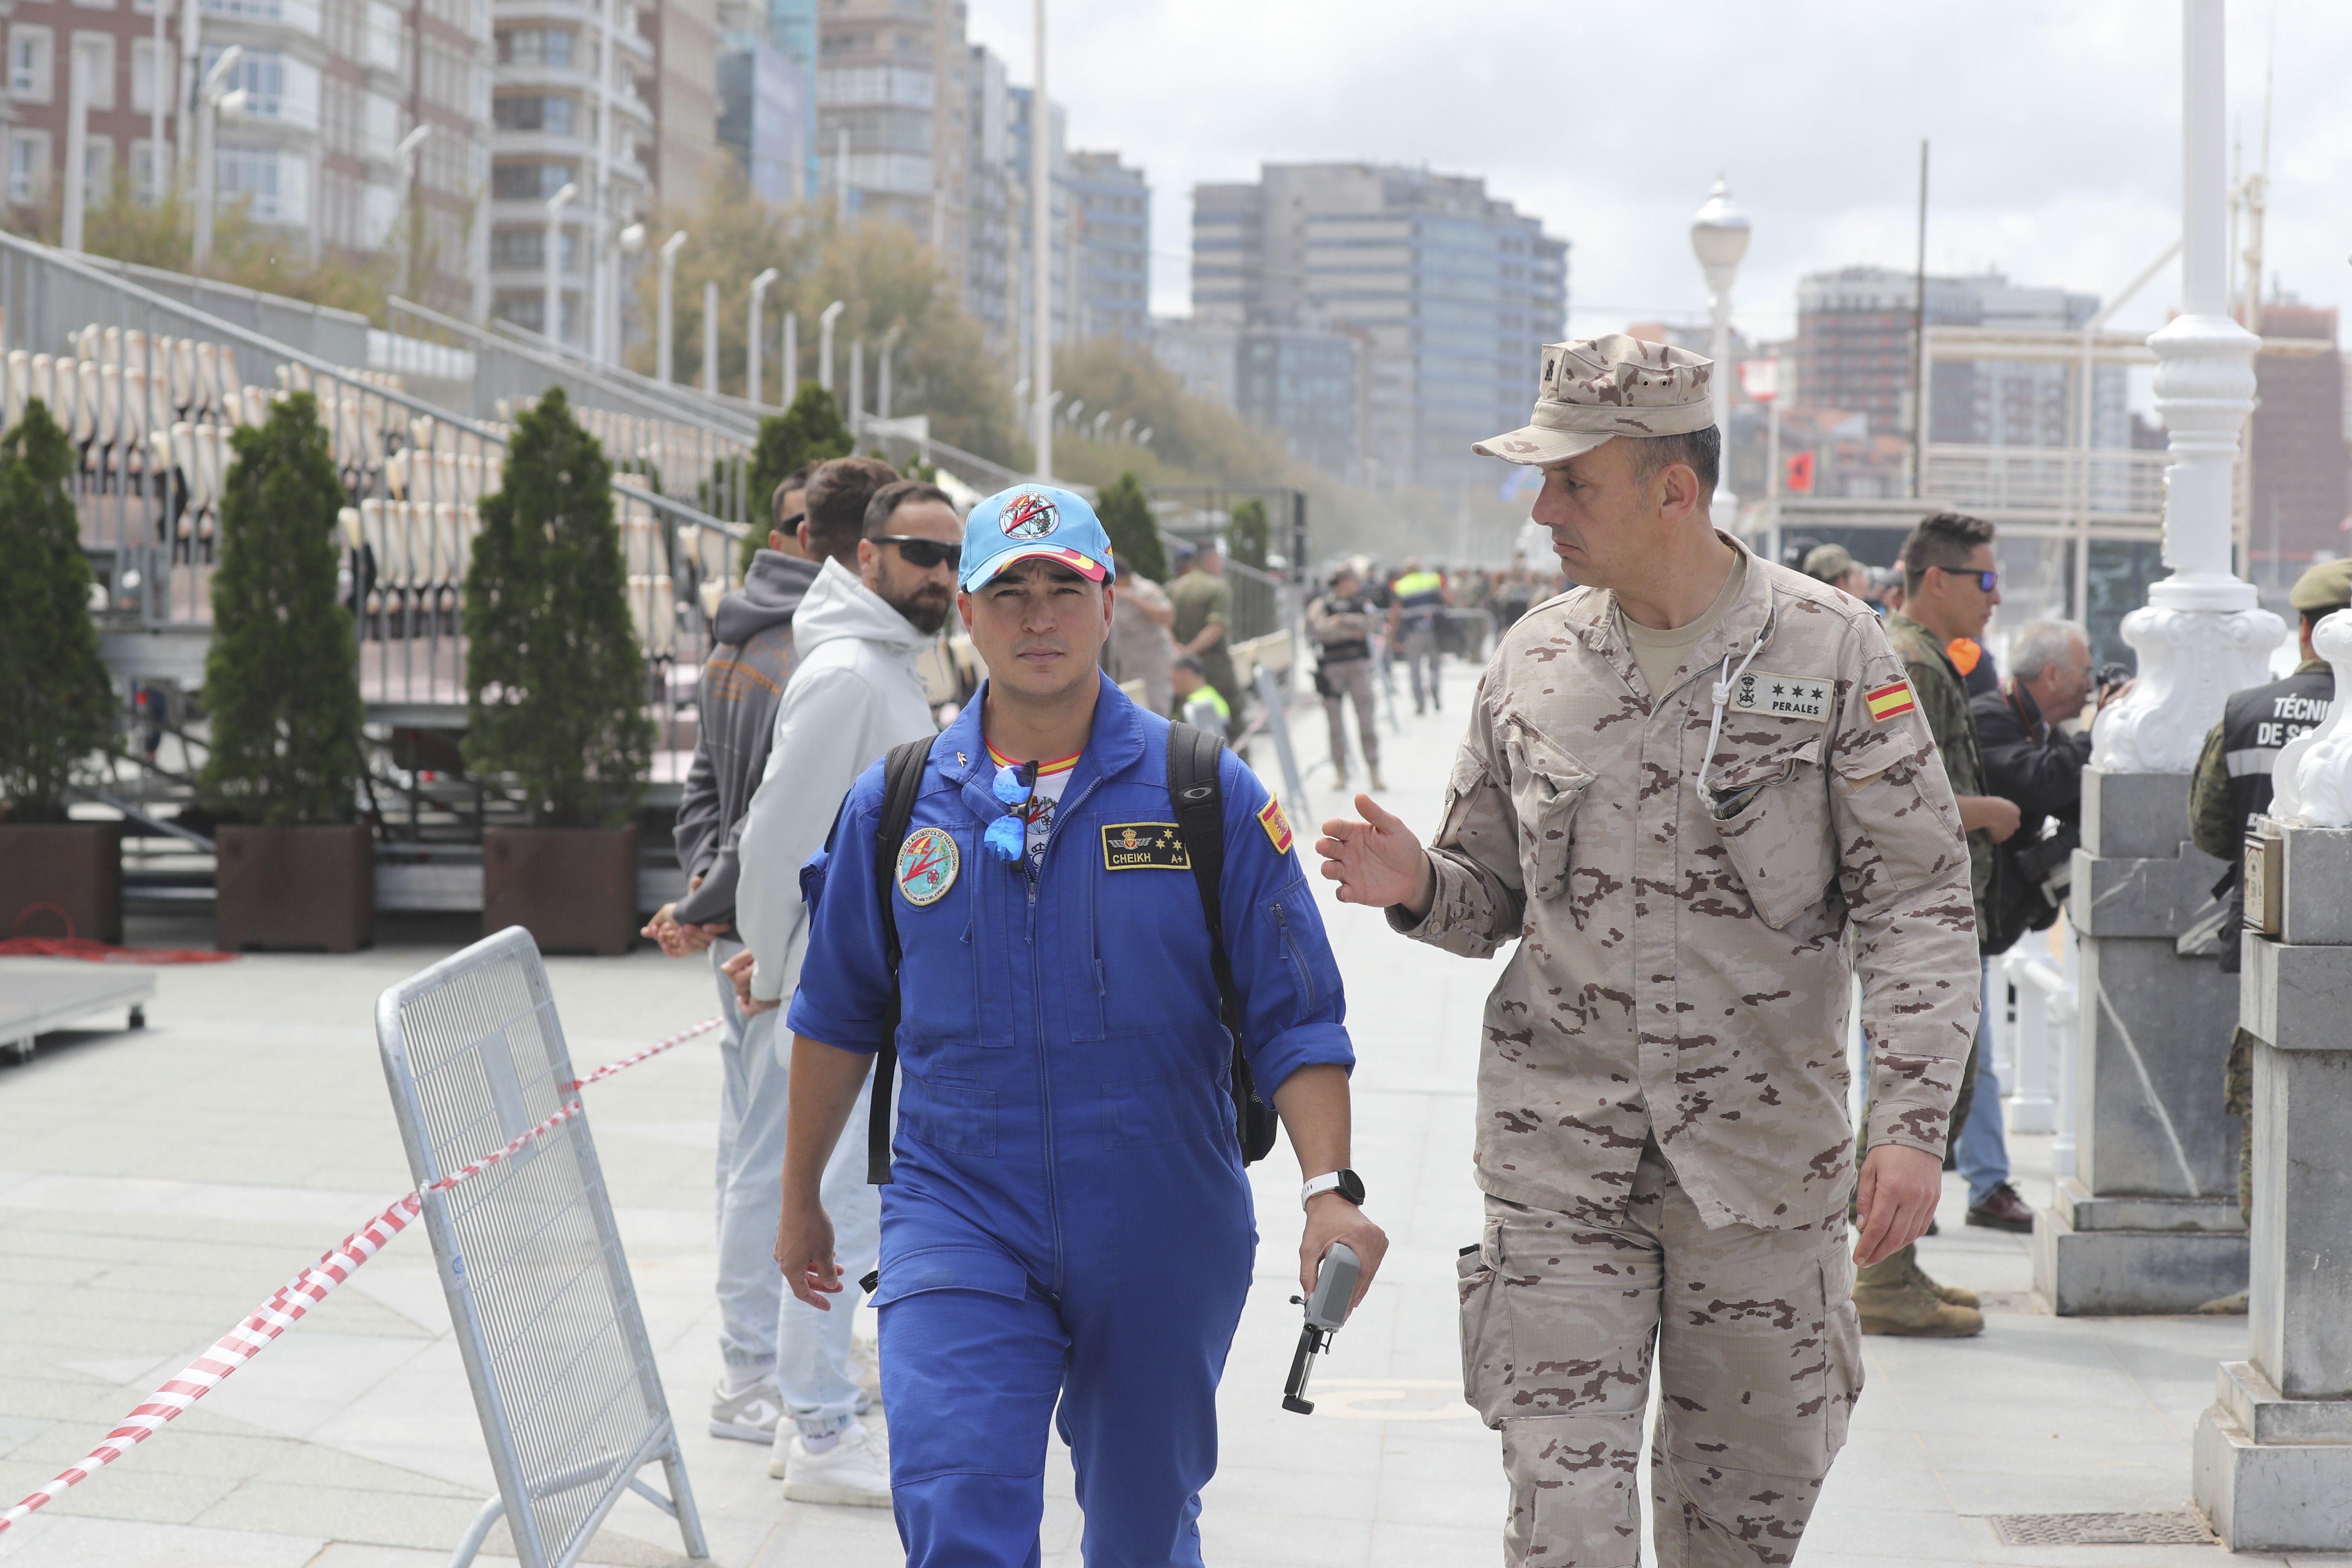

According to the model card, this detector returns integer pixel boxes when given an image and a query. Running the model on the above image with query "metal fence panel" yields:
[376,927,704,1568]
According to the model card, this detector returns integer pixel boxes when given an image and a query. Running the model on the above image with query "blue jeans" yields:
[1957,957,2011,1206]
[710,939,881,1437]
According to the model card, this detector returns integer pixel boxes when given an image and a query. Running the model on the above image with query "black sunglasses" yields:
[1937,566,1999,593]
[874,535,962,572]
[775,511,805,531]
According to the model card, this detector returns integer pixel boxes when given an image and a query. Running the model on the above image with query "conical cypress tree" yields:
[196,392,367,825]
[1094,471,1166,582]
[738,383,853,578]
[464,387,653,828]
[1228,496,1270,571]
[0,399,114,820]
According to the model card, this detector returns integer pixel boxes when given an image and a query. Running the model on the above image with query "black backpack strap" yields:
[868,735,937,1185]
[1167,722,1279,1164]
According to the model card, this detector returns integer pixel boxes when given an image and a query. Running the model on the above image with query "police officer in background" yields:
[1320,335,1977,1566]
[774,485,1387,1566]
[2188,558,2348,1230]
[1388,557,1450,714]
[1307,564,1384,791]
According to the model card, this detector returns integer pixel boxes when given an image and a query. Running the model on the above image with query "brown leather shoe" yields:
[1966,1182,2035,1233]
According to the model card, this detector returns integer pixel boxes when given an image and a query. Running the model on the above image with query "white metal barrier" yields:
[1999,931,2082,1177]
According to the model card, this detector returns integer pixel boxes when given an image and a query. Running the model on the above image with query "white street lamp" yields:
[781,311,799,406]
[818,299,844,393]
[61,40,98,251]
[543,181,578,347]
[395,122,432,292]
[1031,0,1053,480]
[191,45,245,270]
[848,337,864,436]
[655,228,687,383]
[149,0,170,203]
[2091,0,2283,773]
[702,279,718,396]
[747,267,778,407]
[877,321,902,422]
[1690,173,1750,530]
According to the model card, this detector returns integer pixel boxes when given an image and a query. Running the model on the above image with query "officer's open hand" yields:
[1853,1143,1944,1266]
[775,1201,844,1310]
[1302,1194,1387,1315]
[1316,794,1435,919]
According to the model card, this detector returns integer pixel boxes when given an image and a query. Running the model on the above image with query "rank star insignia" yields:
[1731,671,1832,723]
[1102,822,1189,870]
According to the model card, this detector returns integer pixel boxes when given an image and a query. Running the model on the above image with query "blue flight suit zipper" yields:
[1023,768,1106,1300]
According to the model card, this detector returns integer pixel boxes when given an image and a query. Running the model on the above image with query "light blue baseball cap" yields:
[959,484,1115,591]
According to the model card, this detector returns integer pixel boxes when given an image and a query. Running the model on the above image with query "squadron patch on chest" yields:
[1102,822,1190,870]
[1730,670,1833,722]
[895,826,960,906]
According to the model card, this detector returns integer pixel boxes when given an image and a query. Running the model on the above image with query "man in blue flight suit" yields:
[773,484,1388,1567]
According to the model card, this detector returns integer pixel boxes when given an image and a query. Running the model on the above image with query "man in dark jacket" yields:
[2186,558,2348,1230]
[645,456,897,1450]
[1963,619,2095,1235]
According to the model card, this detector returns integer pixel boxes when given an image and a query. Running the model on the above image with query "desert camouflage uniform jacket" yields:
[1392,539,1980,1230]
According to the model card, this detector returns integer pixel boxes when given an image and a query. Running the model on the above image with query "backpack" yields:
[864,721,1279,1183]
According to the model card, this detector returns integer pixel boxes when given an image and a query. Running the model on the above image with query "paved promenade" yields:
[0,655,2336,1565]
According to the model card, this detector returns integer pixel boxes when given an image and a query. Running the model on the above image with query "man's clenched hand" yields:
[722,948,780,1015]
[1315,794,1435,918]
[1854,1143,1943,1266]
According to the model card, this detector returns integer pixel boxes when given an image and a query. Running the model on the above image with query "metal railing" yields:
[1998,934,2081,1177]
[0,231,745,787]
[1921,444,2168,523]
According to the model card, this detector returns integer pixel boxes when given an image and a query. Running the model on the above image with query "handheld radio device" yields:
[1281,1242,1361,1415]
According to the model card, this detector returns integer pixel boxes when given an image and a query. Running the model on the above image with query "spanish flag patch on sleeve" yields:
[1865,680,1918,723]
[1257,796,1295,854]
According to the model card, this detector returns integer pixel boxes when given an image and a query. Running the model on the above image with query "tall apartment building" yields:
[1063,148,1144,344]
[1191,162,1566,491]
[3,0,490,313]
[1790,265,2125,449]
[962,40,1010,349]
[487,1,656,343]
[716,0,814,202]
[2248,301,2348,591]
[815,0,967,273]
[641,0,717,204]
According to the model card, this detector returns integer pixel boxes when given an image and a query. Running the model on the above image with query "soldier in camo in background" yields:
[1318,334,1979,1568]
[2187,558,2348,1246]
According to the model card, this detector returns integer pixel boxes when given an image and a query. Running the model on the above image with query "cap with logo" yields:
[1473,333,1716,466]
[959,484,1115,591]
[2288,558,2352,615]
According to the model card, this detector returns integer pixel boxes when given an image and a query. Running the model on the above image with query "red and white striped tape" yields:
[0,1015,723,1536]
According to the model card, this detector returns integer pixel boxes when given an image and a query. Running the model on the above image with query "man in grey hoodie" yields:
[725,474,958,1504]
[647,456,899,1455]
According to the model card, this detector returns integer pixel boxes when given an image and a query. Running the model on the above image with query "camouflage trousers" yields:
[1458,1142,1863,1567]
[2226,1026,2255,1225]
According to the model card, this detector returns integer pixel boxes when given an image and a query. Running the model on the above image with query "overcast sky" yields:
[962,0,2352,354]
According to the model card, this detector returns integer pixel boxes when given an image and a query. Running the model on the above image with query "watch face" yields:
[1336,1169,1366,1206]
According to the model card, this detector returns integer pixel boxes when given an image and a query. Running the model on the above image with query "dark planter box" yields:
[0,821,123,944]
[214,823,374,952]
[483,824,640,956]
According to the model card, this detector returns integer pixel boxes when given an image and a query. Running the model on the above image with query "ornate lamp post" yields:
[543,181,578,349]
[1690,175,1750,530]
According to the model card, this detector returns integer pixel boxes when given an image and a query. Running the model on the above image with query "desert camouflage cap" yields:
[1472,334,1717,466]
[2289,557,2352,613]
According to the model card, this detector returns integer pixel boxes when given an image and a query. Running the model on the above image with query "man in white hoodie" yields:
[727,474,959,1504]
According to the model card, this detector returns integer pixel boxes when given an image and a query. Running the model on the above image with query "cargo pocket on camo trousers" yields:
[1459,1210,1649,1568]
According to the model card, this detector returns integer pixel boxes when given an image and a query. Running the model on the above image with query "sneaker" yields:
[1966,1181,2036,1233]
[782,1421,892,1507]
[769,1408,882,1479]
[709,1378,783,1443]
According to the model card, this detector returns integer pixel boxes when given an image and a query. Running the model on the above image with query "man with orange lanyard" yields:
[773,485,1387,1565]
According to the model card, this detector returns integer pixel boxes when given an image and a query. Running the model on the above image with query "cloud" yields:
[963,0,2352,346]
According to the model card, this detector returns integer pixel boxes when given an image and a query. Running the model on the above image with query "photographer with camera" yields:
[1966,619,2121,1232]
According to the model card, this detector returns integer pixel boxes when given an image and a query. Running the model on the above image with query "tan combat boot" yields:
[1855,1270,1984,1337]
[1909,1253,1979,1310]
[1367,762,1386,790]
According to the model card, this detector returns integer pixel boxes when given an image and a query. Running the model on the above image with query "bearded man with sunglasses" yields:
[723,473,960,1502]
[775,484,1385,1567]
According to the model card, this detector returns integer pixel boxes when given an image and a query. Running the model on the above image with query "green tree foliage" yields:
[738,383,853,576]
[1228,497,1270,571]
[463,388,654,828]
[634,164,1018,466]
[196,394,367,825]
[1093,471,1166,582]
[1046,338,1300,490]
[0,400,113,819]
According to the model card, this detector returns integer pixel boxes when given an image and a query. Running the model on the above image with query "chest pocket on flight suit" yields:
[1503,720,1595,902]
[1706,722,1838,929]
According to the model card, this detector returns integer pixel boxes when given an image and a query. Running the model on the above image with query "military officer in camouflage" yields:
[2187,557,2349,1226]
[1317,335,1979,1567]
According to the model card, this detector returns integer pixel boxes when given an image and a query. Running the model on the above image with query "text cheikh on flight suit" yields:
[1320,336,1979,1568]
[772,485,1387,1568]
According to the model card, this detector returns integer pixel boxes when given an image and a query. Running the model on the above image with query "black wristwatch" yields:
[1300,1168,1366,1209]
